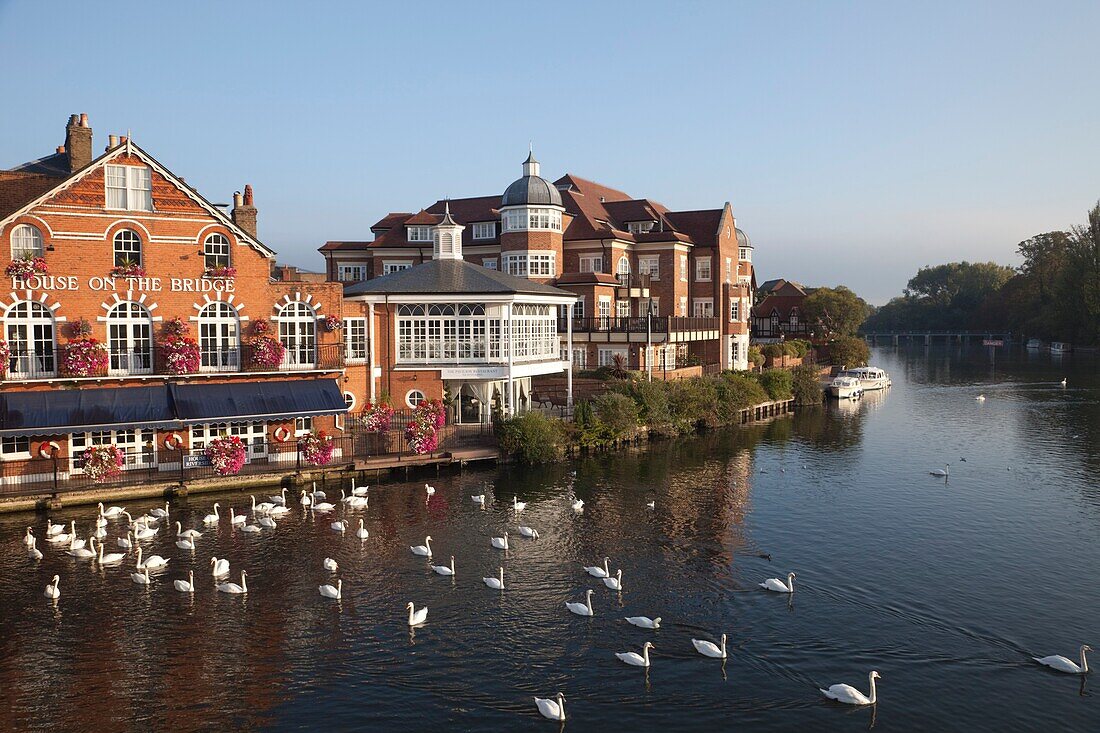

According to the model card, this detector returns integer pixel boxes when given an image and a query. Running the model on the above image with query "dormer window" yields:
[627,221,655,234]
[472,222,496,240]
[407,225,431,242]
[105,164,153,211]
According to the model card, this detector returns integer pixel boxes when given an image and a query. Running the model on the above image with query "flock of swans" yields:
[20,473,1093,723]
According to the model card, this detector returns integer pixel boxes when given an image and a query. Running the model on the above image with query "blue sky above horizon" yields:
[2,0,1097,304]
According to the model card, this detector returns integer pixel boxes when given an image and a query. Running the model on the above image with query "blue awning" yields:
[170,379,347,424]
[0,385,179,438]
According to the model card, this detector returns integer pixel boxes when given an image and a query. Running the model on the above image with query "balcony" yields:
[560,316,720,344]
[2,343,345,382]
[615,273,651,299]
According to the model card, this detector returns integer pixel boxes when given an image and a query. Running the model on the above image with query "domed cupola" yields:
[502,151,563,208]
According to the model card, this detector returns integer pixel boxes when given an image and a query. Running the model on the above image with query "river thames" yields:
[1,345,1097,731]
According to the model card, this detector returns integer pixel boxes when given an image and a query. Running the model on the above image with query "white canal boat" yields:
[839,366,892,391]
[828,375,864,399]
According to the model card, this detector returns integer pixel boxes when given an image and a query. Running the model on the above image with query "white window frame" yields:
[472,222,496,240]
[638,256,660,281]
[598,347,628,367]
[294,417,313,437]
[739,247,751,262]
[730,299,740,322]
[382,261,413,275]
[482,258,498,270]
[679,296,688,316]
[502,251,555,277]
[571,297,585,319]
[278,301,317,368]
[197,301,240,372]
[106,301,153,375]
[405,389,426,408]
[71,428,156,473]
[627,221,655,234]
[680,254,688,281]
[344,317,367,362]
[693,298,714,317]
[502,207,562,232]
[695,257,712,282]
[4,300,57,378]
[648,297,660,316]
[104,164,153,211]
[10,224,43,260]
[616,256,631,286]
[203,233,231,270]
[579,255,603,273]
[337,264,367,282]
[616,300,631,319]
[190,422,266,458]
[113,229,142,268]
[1,436,31,460]
[343,391,357,412]
[407,225,431,242]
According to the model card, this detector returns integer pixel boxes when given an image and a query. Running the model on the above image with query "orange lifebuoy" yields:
[163,433,184,450]
[273,426,290,442]
[38,441,61,459]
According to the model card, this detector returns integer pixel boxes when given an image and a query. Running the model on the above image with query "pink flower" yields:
[205,435,247,475]
[82,445,125,482]
[363,402,395,433]
[300,431,335,465]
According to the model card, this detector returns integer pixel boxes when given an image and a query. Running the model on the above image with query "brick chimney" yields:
[232,184,258,238]
[64,113,93,172]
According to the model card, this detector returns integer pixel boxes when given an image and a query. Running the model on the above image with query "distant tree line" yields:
[862,202,1100,345]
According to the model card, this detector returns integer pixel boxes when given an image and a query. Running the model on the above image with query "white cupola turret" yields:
[432,201,464,260]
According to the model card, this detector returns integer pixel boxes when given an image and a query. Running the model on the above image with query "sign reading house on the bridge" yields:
[10,274,236,293]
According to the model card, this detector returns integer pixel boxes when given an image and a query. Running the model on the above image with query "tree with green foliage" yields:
[496,411,566,464]
[791,364,823,405]
[828,335,870,367]
[801,286,871,337]
[592,392,639,439]
[756,369,793,400]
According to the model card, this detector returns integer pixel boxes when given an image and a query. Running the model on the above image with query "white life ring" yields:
[163,433,184,450]
[38,441,61,459]
[273,426,290,442]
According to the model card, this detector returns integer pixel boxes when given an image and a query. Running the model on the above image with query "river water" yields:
[1,346,1097,731]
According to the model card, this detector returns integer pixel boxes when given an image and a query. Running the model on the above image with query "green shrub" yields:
[593,392,639,439]
[496,411,566,464]
[748,346,765,368]
[757,368,793,400]
[715,372,769,422]
[787,339,812,358]
[791,364,823,405]
[828,335,870,367]
[667,376,720,430]
[614,379,673,435]
[761,343,783,359]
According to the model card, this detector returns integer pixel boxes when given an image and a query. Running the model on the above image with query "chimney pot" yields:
[232,184,258,239]
[233,191,244,207]
[56,145,66,154]
[79,113,89,127]
[108,134,119,148]
[243,184,254,206]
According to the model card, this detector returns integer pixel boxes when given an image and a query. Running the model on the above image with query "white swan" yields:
[132,521,157,541]
[229,508,246,525]
[93,524,107,540]
[320,579,342,599]
[150,502,170,519]
[406,601,428,626]
[45,518,65,536]
[131,566,151,585]
[174,570,195,593]
[534,692,566,722]
[1061,377,1067,387]
[241,524,262,533]
[425,483,435,496]
[300,490,312,507]
[98,502,126,519]
[930,464,949,477]
[210,556,230,578]
[1034,645,1091,674]
[490,533,509,550]
[258,516,277,528]
[571,499,584,511]
[118,532,133,549]
[312,499,336,512]
[311,483,326,501]
[216,570,247,594]
[27,536,43,560]
[135,547,168,570]
[46,527,72,544]
[356,519,369,539]
[692,633,727,659]
[175,522,202,539]
[484,567,505,590]
[68,530,87,551]
[352,483,369,497]
[268,504,290,516]
[97,539,125,565]
[331,520,348,533]
[471,494,485,505]
[518,526,540,539]
[512,496,526,512]
[760,572,795,593]
[67,539,96,559]
[202,503,221,525]
[23,526,35,547]
[410,536,433,557]
[323,557,338,572]
[821,670,880,705]
[44,575,61,599]
[566,589,595,617]
[625,616,661,629]
[603,569,623,591]
[615,641,654,667]
[975,394,986,402]
[252,495,275,514]
[584,557,610,578]
[176,535,197,551]
[431,556,455,576]
[95,515,108,529]
[269,488,287,506]
[340,489,355,504]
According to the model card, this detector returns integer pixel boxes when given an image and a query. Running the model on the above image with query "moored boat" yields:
[1050,341,1073,354]
[838,366,892,391]
[1026,338,1044,351]
[828,375,864,399]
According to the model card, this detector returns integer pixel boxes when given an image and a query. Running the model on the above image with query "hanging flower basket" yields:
[300,430,335,466]
[68,318,93,339]
[6,256,48,279]
[110,262,146,278]
[252,318,272,337]
[362,401,395,433]
[404,399,446,454]
[62,338,109,377]
[249,336,285,369]
[322,315,342,332]
[0,339,10,376]
[82,445,125,482]
[204,266,237,279]
[163,316,189,338]
[205,435,247,476]
[160,336,201,375]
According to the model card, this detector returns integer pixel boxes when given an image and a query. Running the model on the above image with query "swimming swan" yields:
[131,566,152,585]
[356,519,369,539]
[1035,645,1091,674]
[484,567,505,590]
[603,569,623,591]
[512,496,526,512]
[431,556,455,576]
[566,589,595,617]
[202,503,221,525]
[490,533,509,550]
[692,634,727,659]
[584,557,610,578]
[323,557,338,571]
[626,616,661,629]
[44,575,61,599]
[930,465,949,477]
[216,570,247,594]
[136,546,168,570]
[760,572,795,593]
[518,526,540,539]
[534,692,566,722]
[615,642,654,667]
[210,556,230,578]
[410,536,433,557]
[821,670,880,705]
[406,601,428,626]
[174,570,195,593]
[319,579,342,599]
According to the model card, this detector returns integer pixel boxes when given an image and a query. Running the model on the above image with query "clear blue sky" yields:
[3,0,1097,304]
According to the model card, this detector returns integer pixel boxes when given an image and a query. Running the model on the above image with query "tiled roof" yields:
[10,152,71,176]
[751,293,807,319]
[370,212,413,232]
[0,170,67,220]
[343,259,573,297]
[663,209,723,248]
[319,240,372,251]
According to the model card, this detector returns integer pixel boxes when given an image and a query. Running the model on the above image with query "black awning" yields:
[0,385,178,438]
[171,379,348,424]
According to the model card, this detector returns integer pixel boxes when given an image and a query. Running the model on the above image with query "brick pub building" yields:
[0,114,347,487]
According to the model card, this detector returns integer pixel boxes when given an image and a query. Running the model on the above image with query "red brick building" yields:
[0,114,347,486]
[751,279,814,341]
[321,153,755,375]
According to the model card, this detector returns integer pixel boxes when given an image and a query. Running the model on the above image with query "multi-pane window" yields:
[278,302,316,367]
[616,301,630,319]
[203,233,231,270]
[579,255,602,273]
[190,422,266,457]
[5,300,56,378]
[731,340,740,366]
[695,257,712,282]
[113,229,142,267]
[503,252,554,277]
[638,256,659,281]
[71,429,155,472]
[472,222,496,240]
[627,221,655,234]
[679,296,688,316]
[396,303,489,363]
[730,300,740,322]
[739,247,751,261]
[405,390,426,408]
[680,254,688,281]
[616,256,631,286]
[502,208,562,232]
[597,298,611,329]
[383,262,412,275]
[10,224,43,260]
[726,257,732,283]
[572,297,585,319]
[789,309,799,326]
[104,165,153,211]
[482,258,497,270]
[337,264,366,282]
[106,301,153,374]
[648,298,660,316]
[198,301,239,370]
[407,226,431,242]
[598,347,627,367]
[344,318,367,361]
[1,436,30,460]
[693,298,714,317]
[294,416,313,436]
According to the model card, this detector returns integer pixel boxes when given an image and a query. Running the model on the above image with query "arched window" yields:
[197,301,240,370]
[4,300,56,377]
[106,301,153,374]
[617,256,631,287]
[277,301,316,367]
[113,229,142,267]
[10,224,43,260]
[203,233,231,270]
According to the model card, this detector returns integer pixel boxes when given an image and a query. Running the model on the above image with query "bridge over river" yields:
[862,330,1015,346]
